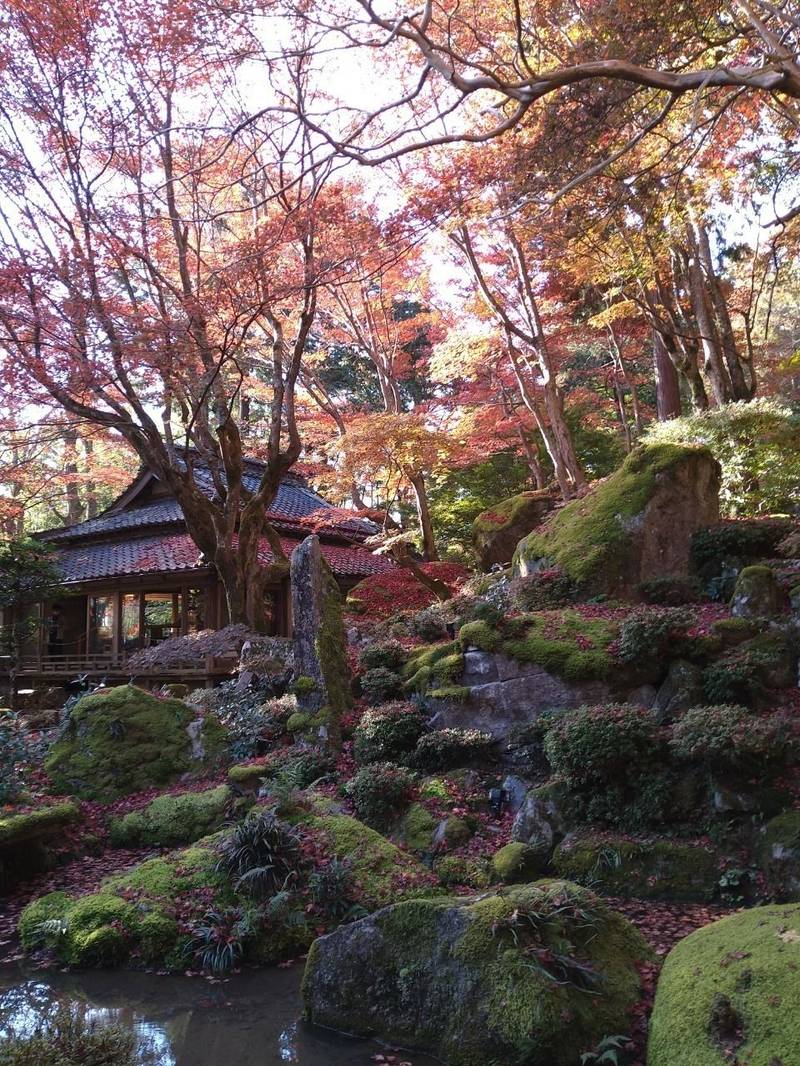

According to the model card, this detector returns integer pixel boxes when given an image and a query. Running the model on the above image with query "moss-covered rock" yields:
[44,685,226,800]
[434,854,492,888]
[108,786,232,848]
[473,490,555,570]
[648,903,800,1066]
[302,880,650,1066]
[403,641,464,694]
[730,565,784,619]
[491,841,547,883]
[758,811,800,901]
[400,802,439,853]
[514,444,720,596]
[552,834,720,901]
[0,803,81,891]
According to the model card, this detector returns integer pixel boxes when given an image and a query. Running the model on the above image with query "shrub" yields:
[215,811,303,898]
[359,640,408,672]
[645,398,800,516]
[0,712,38,804]
[410,605,450,642]
[0,1004,142,1066]
[215,680,294,761]
[308,858,363,920]
[638,576,703,606]
[361,666,404,706]
[409,728,495,772]
[509,568,577,611]
[346,762,416,830]
[617,607,694,665]
[670,705,794,774]
[543,705,664,790]
[353,702,427,765]
[691,517,797,577]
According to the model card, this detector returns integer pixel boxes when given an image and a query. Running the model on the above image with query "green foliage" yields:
[670,705,794,774]
[308,858,363,921]
[215,679,291,761]
[617,607,694,665]
[544,705,663,790]
[514,444,712,588]
[0,712,42,804]
[645,398,800,516]
[403,641,464,692]
[359,640,409,672]
[108,785,231,848]
[346,762,416,830]
[409,605,450,642]
[638,576,703,606]
[0,1004,141,1066]
[690,516,796,583]
[215,810,303,899]
[44,684,224,800]
[361,666,404,705]
[409,728,495,772]
[702,630,794,703]
[509,569,578,611]
[187,906,257,973]
[353,702,426,765]
[580,1035,631,1066]
[501,611,617,681]
[0,538,62,660]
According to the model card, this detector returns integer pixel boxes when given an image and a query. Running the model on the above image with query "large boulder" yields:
[652,659,704,724]
[757,811,800,900]
[473,490,555,570]
[648,904,800,1066]
[44,684,227,800]
[730,565,784,619]
[302,881,649,1066]
[513,444,721,597]
[290,535,351,747]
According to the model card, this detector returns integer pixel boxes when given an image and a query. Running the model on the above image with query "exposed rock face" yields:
[511,780,573,868]
[648,905,800,1066]
[473,491,555,570]
[652,659,703,724]
[428,650,610,743]
[730,565,783,619]
[758,811,800,900]
[302,882,649,1066]
[290,535,351,747]
[513,444,721,597]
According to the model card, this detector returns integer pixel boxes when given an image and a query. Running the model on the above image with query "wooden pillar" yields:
[112,591,122,664]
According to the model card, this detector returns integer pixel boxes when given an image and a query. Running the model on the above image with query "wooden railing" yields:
[12,653,237,678]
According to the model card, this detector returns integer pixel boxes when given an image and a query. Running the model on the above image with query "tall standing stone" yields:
[290,535,350,748]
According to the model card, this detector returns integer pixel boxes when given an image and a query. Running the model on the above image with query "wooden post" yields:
[112,591,122,665]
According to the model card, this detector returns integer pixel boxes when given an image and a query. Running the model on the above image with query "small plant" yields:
[216,810,303,898]
[580,1034,631,1065]
[187,906,257,973]
[409,727,495,771]
[359,640,408,672]
[617,607,694,665]
[308,858,365,921]
[0,712,37,804]
[360,666,404,706]
[410,606,449,642]
[215,678,294,760]
[346,762,416,829]
[353,702,426,765]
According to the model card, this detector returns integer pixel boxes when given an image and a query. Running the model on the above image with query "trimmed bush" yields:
[346,763,416,830]
[409,728,495,772]
[361,667,404,706]
[353,702,426,765]
[638,575,703,606]
[617,607,694,665]
[508,568,577,611]
[544,705,664,789]
[359,641,409,672]
[670,705,794,775]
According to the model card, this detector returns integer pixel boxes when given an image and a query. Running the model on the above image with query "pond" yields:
[0,963,436,1065]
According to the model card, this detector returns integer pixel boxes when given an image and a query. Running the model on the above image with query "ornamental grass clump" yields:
[215,810,303,899]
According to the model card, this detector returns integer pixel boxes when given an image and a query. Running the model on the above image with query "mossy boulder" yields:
[730,565,784,619]
[434,854,492,888]
[302,880,650,1066]
[648,903,800,1066]
[491,841,547,883]
[0,802,81,892]
[552,834,720,901]
[44,684,226,800]
[473,490,554,570]
[108,785,232,848]
[400,803,439,853]
[513,444,721,596]
[758,811,800,901]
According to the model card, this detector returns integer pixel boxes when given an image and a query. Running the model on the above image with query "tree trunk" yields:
[653,330,682,419]
[408,470,438,561]
[400,554,451,601]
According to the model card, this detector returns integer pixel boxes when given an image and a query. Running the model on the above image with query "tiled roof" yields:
[45,475,371,543]
[56,532,393,584]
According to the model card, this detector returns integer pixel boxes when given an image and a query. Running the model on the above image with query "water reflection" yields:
[0,964,434,1065]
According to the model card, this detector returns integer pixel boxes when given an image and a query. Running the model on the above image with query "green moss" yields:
[403,641,464,693]
[553,834,720,901]
[315,557,352,747]
[514,444,713,589]
[501,610,617,681]
[491,842,544,883]
[291,675,318,696]
[137,912,180,964]
[228,758,270,787]
[303,811,438,908]
[459,620,500,652]
[429,685,471,701]
[108,786,231,848]
[401,803,439,852]
[473,491,552,536]
[0,802,80,845]
[648,904,800,1066]
[44,684,225,800]
[18,891,71,951]
[419,777,454,801]
[434,855,492,888]
[287,711,313,733]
